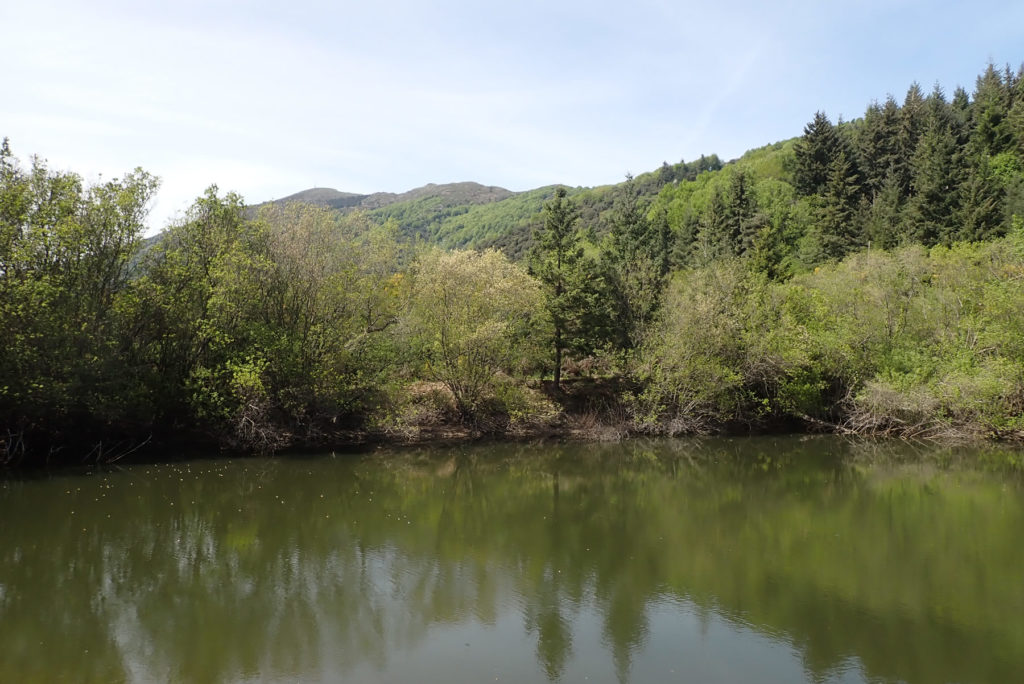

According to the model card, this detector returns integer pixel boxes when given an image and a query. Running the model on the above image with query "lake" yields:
[1,436,1023,683]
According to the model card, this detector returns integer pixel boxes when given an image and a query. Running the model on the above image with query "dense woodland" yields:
[3,63,1024,466]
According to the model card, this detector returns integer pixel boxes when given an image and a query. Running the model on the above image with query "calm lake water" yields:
[2,437,1023,683]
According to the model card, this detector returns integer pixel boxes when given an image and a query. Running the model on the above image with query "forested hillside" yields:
[265,155,724,259]
[2,63,1024,467]
[654,64,1024,278]
[268,64,1023,270]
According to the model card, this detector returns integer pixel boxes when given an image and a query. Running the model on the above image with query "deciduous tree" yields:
[407,248,543,416]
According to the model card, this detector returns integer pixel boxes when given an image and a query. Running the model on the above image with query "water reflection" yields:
[1,437,1022,683]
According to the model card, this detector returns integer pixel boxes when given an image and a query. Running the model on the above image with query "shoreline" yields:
[4,409,1019,474]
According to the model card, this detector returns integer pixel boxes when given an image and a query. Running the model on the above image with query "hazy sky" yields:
[3,0,1023,231]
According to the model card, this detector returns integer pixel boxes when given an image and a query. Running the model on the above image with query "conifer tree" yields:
[724,169,764,257]
[972,63,1014,156]
[951,86,974,144]
[694,188,728,264]
[529,188,603,386]
[856,97,901,200]
[817,148,863,259]
[955,157,1005,242]
[747,220,789,281]
[670,210,700,268]
[864,173,905,250]
[1007,67,1024,157]
[793,111,842,196]
[895,83,927,196]
[604,175,671,350]
[905,85,963,245]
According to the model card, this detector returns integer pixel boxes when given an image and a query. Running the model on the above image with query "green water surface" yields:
[1,437,1023,683]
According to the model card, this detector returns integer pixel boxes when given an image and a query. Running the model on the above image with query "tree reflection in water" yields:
[0,437,1022,683]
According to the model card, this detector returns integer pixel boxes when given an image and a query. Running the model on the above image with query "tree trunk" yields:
[554,327,562,388]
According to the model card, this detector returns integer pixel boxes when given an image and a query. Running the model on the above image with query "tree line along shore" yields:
[3,63,1024,467]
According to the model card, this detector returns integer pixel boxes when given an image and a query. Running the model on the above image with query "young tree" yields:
[669,209,700,268]
[130,195,407,451]
[132,187,248,399]
[746,220,789,280]
[252,203,403,423]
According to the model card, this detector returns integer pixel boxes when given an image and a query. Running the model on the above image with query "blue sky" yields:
[3,0,1022,231]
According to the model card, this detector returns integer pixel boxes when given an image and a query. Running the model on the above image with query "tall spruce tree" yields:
[895,83,927,196]
[972,63,1014,157]
[694,188,728,264]
[670,209,700,268]
[817,148,863,259]
[955,157,1005,242]
[529,187,602,387]
[951,86,974,145]
[603,175,671,350]
[864,172,905,249]
[1009,68,1024,156]
[724,169,765,257]
[856,97,902,200]
[905,85,964,245]
[794,111,842,196]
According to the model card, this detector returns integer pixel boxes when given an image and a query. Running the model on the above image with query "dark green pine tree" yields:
[1007,66,1024,157]
[603,175,671,350]
[951,86,974,145]
[747,220,790,281]
[972,63,1014,157]
[695,154,724,175]
[529,187,593,387]
[895,83,927,196]
[670,209,700,268]
[817,149,863,260]
[694,187,728,264]
[716,173,744,257]
[955,156,1005,242]
[855,97,902,200]
[657,161,674,185]
[724,169,765,257]
[905,85,964,246]
[793,111,843,196]
[864,172,906,250]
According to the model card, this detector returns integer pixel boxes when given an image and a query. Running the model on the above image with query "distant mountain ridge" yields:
[274,182,516,212]
[260,156,726,259]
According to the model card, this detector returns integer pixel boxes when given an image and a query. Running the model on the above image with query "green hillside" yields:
[268,155,725,259]
[371,185,562,256]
